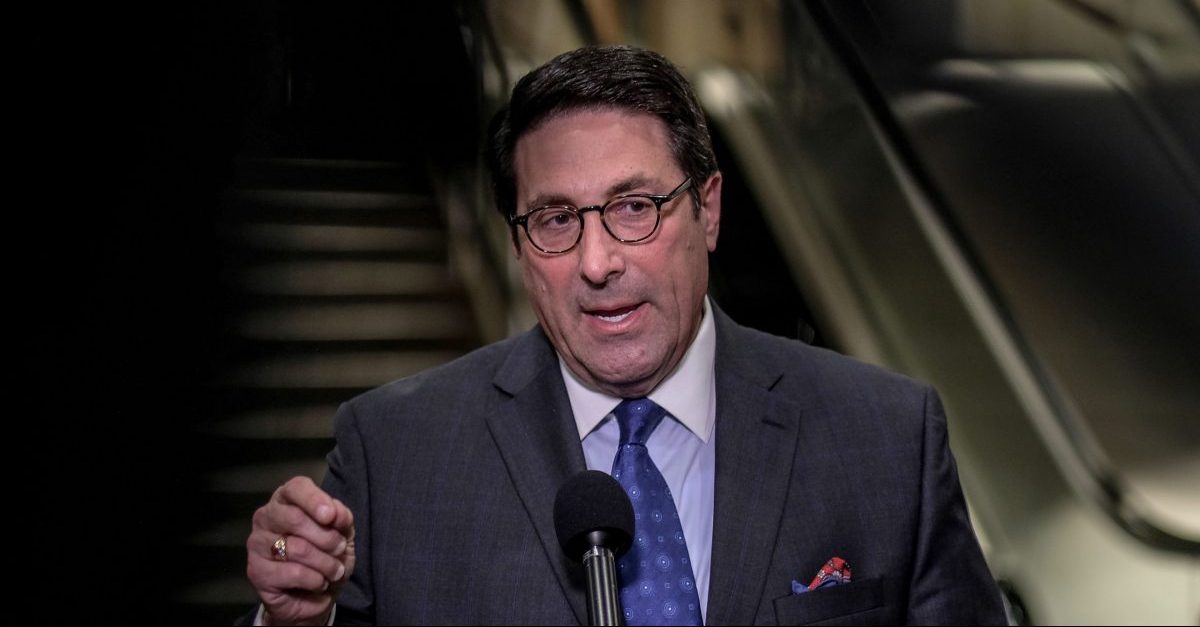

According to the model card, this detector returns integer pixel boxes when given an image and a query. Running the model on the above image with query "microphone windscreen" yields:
[554,470,635,561]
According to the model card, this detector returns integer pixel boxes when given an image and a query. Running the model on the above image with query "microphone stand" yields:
[582,537,623,626]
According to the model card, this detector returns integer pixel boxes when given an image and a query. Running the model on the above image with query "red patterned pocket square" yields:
[792,557,852,595]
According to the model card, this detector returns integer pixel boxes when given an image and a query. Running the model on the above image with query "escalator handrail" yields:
[804,0,1199,555]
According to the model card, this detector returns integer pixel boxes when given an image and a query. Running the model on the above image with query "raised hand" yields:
[246,476,356,626]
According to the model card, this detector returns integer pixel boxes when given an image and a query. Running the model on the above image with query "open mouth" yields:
[587,303,641,324]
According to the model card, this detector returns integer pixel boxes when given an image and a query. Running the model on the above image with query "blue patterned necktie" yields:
[611,398,703,626]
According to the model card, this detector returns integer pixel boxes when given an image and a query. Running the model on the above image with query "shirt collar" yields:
[559,296,717,443]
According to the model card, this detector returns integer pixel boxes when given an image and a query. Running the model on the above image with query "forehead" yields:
[513,108,677,201]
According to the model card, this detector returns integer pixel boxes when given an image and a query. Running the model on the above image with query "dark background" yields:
[32,3,475,618]
[29,4,814,619]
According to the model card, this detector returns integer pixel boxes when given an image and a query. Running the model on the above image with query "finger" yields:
[256,501,349,555]
[330,498,355,534]
[260,591,334,627]
[247,553,331,595]
[249,531,346,584]
[275,476,339,527]
[334,505,356,560]
[333,535,356,585]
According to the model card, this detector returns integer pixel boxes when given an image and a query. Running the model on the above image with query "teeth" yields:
[596,311,633,323]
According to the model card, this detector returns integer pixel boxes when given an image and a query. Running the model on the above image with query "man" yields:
[245,45,1005,625]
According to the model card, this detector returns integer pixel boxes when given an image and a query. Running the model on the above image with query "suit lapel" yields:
[706,308,804,625]
[487,327,589,625]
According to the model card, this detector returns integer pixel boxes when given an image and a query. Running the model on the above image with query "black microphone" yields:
[554,470,635,626]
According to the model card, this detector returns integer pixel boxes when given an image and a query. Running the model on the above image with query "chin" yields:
[583,356,659,393]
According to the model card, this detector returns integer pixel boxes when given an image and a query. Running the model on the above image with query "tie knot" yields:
[614,398,667,446]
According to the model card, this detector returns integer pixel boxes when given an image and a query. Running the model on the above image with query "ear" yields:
[698,172,722,252]
[506,220,525,259]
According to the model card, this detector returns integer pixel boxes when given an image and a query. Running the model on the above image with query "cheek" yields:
[521,259,570,305]
[668,227,709,280]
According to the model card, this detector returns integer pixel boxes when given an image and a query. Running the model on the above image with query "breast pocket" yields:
[771,577,887,626]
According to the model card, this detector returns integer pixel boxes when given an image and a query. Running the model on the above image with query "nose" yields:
[577,211,625,286]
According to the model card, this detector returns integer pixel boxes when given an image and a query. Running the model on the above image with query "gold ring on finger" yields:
[271,536,288,561]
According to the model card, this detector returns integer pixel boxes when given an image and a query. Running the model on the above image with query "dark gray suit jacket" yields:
[323,306,1005,625]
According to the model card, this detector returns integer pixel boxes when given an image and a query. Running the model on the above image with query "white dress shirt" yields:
[560,297,717,622]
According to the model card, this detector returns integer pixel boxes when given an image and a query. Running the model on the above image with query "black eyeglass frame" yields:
[509,177,694,254]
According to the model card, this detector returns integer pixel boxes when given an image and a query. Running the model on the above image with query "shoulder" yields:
[721,318,931,403]
[336,327,547,433]
[718,318,935,444]
[720,317,939,476]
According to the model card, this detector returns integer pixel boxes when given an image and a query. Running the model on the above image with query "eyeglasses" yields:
[510,178,693,254]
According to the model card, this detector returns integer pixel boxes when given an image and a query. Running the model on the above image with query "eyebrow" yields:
[524,174,659,212]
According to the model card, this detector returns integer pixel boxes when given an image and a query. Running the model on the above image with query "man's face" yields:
[512,108,721,398]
